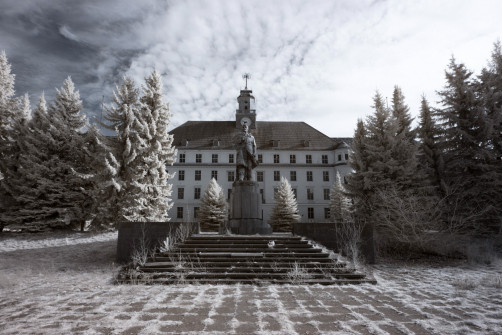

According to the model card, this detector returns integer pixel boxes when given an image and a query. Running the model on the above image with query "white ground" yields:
[1,231,501,335]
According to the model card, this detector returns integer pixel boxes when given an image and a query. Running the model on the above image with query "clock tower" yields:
[236,73,256,129]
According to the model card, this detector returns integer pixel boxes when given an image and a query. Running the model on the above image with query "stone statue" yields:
[236,124,258,181]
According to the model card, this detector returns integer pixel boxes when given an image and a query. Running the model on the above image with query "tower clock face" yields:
[240,117,251,126]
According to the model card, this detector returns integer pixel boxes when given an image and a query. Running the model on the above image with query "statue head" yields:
[242,124,249,133]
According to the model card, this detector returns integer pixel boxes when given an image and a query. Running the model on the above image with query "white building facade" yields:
[168,87,351,224]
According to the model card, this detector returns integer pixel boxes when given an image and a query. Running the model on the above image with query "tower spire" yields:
[242,73,251,90]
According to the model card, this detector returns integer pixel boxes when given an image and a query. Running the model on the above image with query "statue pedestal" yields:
[228,181,272,235]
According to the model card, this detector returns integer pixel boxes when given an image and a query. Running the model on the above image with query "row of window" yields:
[177,187,332,201]
[179,170,331,182]
[176,206,330,220]
[178,153,348,164]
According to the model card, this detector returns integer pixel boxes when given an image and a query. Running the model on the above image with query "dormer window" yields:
[272,140,280,148]
[212,140,219,147]
[303,140,310,147]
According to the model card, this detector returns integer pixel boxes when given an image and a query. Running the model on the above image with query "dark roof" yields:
[170,121,348,151]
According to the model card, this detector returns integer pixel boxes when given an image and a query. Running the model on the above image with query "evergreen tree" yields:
[14,78,95,229]
[269,176,300,232]
[345,119,369,219]
[119,71,177,222]
[199,178,227,231]
[0,51,23,231]
[476,41,502,226]
[417,96,444,193]
[390,86,419,190]
[436,57,495,230]
[391,86,415,141]
[97,76,141,225]
[330,171,351,224]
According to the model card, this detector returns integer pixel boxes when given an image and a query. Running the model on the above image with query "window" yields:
[195,170,201,181]
[306,155,312,164]
[179,153,185,163]
[290,155,296,164]
[274,171,280,181]
[177,207,183,219]
[228,171,235,182]
[324,208,330,219]
[178,170,185,181]
[211,170,218,180]
[290,171,296,181]
[307,188,314,200]
[196,154,202,163]
[258,154,263,163]
[260,189,265,204]
[292,188,297,199]
[257,171,264,182]
[307,171,313,182]
[345,153,349,160]
[194,207,199,219]
[228,189,232,200]
[212,154,218,163]
[229,154,234,163]
[308,208,314,219]
[194,187,201,200]
[323,171,329,182]
[178,188,184,200]
[324,189,330,200]
[338,154,342,161]
[274,154,280,164]
[322,155,328,164]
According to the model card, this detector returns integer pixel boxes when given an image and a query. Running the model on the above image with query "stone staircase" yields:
[118,234,376,285]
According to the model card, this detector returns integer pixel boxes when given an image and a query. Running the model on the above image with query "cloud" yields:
[58,25,80,42]
[1,0,501,137]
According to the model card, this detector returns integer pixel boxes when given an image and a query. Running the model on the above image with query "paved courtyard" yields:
[1,232,501,334]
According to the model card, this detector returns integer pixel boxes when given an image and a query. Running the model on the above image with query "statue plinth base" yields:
[227,180,272,235]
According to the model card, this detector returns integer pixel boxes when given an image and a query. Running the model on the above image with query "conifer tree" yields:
[269,176,300,232]
[17,78,95,229]
[436,57,495,230]
[199,178,227,231]
[119,71,177,222]
[97,76,141,224]
[390,87,419,190]
[0,51,23,231]
[476,41,502,226]
[417,96,444,193]
[329,171,351,224]
[345,119,369,219]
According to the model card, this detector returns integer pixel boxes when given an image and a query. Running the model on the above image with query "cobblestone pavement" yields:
[1,237,501,334]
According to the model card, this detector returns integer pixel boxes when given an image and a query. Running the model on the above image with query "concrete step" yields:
[176,247,324,253]
[142,261,348,269]
[118,278,377,285]
[118,233,375,286]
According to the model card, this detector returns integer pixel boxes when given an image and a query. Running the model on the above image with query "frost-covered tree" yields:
[14,78,96,229]
[96,76,141,225]
[118,71,177,222]
[0,52,25,231]
[269,176,300,232]
[330,171,351,224]
[199,178,227,231]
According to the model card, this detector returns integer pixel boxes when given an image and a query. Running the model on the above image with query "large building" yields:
[168,86,351,223]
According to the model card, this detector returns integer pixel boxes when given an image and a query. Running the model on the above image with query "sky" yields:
[1,0,501,137]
